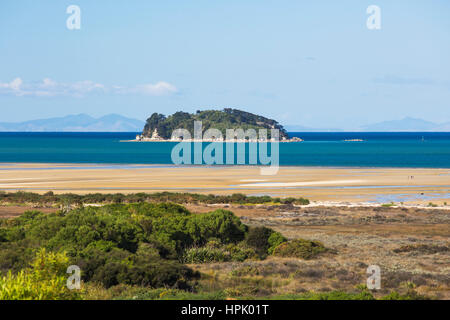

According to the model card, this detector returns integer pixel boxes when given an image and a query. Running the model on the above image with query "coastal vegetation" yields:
[0,201,433,300]
[272,239,328,260]
[142,108,289,140]
[0,191,310,206]
[0,202,323,299]
[0,249,82,300]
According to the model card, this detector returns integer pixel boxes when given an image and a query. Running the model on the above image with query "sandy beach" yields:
[0,163,449,205]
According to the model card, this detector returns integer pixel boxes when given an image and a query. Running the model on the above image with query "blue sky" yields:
[0,0,449,129]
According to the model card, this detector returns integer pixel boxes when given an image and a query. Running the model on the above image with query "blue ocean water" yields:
[0,132,449,168]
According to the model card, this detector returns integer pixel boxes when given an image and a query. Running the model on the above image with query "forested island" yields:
[137,109,302,142]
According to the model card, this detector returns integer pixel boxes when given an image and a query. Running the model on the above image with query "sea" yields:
[0,132,449,168]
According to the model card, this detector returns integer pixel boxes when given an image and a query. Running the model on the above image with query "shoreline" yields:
[1,162,450,170]
[121,138,304,143]
[0,163,448,205]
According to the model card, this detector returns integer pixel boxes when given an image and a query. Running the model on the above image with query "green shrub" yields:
[148,208,247,252]
[75,241,194,289]
[0,191,310,206]
[294,197,310,205]
[280,197,296,205]
[0,241,37,275]
[182,243,256,263]
[0,202,282,295]
[245,227,272,255]
[123,260,196,289]
[182,247,230,263]
[270,290,375,300]
[245,227,287,255]
[381,290,430,300]
[0,248,82,300]
[267,232,287,254]
[225,243,258,262]
[381,203,395,207]
[190,210,248,245]
[0,228,6,242]
[5,203,248,257]
[272,239,327,259]
[79,247,197,289]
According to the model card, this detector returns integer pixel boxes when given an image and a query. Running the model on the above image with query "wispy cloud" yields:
[0,78,24,94]
[115,81,178,96]
[372,75,435,86]
[0,78,105,97]
[0,78,178,97]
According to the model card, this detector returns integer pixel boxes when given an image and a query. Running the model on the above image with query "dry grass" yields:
[189,204,450,299]
[2,201,448,299]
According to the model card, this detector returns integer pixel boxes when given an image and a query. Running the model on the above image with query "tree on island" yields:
[142,108,289,140]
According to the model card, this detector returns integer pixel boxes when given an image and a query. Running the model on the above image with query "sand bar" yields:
[0,163,449,205]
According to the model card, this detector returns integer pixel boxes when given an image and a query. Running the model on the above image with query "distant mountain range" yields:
[0,114,448,132]
[0,114,145,132]
[287,117,450,132]
[284,125,344,132]
[359,117,450,132]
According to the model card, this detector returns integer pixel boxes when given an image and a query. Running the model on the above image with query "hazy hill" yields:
[360,117,438,132]
[286,117,450,132]
[0,114,145,132]
[2,113,448,133]
[284,125,344,132]
[432,122,450,132]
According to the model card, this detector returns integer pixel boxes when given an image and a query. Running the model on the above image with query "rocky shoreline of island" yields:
[126,134,304,142]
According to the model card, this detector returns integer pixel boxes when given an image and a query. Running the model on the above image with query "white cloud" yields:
[114,81,178,96]
[0,78,177,97]
[0,78,105,97]
[41,78,57,88]
[135,81,178,96]
[0,78,24,94]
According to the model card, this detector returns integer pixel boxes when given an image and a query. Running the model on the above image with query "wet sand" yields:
[0,163,449,205]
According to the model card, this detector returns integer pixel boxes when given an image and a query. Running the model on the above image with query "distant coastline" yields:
[1,113,449,133]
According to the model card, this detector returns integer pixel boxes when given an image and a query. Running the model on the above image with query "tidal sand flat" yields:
[0,163,449,205]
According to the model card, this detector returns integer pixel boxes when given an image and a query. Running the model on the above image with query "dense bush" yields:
[0,249,82,300]
[0,228,6,242]
[2,201,347,300]
[245,227,287,256]
[267,232,287,254]
[0,203,250,292]
[182,247,230,263]
[0,241,39,274]
[223,243,258,262]
[1,201,434,300]
[272,239,327,259]
[182,241,257,264]
[0,191,309,206]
